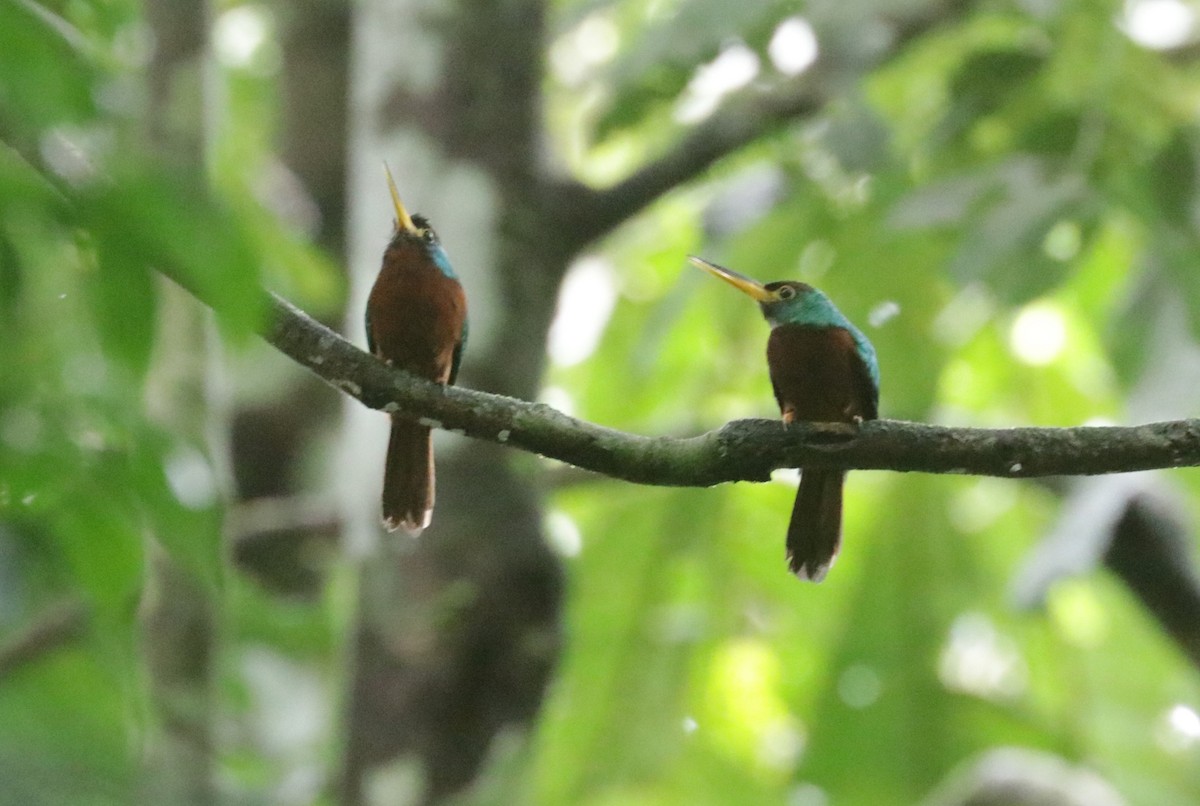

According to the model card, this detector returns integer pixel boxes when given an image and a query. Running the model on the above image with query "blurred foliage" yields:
[0,0,334,802]
[3,0,1200,805]
[535,0,1200,805]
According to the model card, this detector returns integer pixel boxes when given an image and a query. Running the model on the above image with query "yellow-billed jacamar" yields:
[367,166,467,534]
[690,256,879,581]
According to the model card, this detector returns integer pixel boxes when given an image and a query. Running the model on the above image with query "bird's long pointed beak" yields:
[688,256,775,302]
[383,161,418,234]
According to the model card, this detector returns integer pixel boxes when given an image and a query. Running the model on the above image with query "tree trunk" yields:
[339,0,566,802]
[139,2,219,801]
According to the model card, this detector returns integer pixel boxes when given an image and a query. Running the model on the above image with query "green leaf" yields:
[77,166,265,350]
[130,432,224,591]
[800,476,1051,801]
[1017,110,1083,158]
[947,158,1090,304]
[0,647,136,806]
[534,485,724,802]
[0,230,19,313]
[47,446,146,624]
[0,144,64,216]
[1148,131,1197,227]
[0,1,97,142]
[1152,225,1200,344]
[591,0,785,142]
[86,236,157,376]
[949,49,1046,113]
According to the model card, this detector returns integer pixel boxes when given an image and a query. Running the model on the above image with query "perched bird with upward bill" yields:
[366,165,468,534]
[690,256,879,581]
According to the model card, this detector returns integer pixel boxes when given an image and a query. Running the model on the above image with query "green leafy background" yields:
[2,0,1200,804]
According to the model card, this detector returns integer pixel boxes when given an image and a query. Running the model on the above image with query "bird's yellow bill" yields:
[384,161,418,234]
[688,256,775,302]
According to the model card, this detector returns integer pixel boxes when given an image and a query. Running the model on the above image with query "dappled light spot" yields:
[1121,0,1196,50]
[768,17,818,76]
[1043,219,1082,262]
[675,44,760,123]
[165,445,218,510]
[550,11,620,86]
[64,351,110,395]
[937,360,982,411]
[938,612,1027,700]
[539,385,576,418]
[759,718,804,771]
[1047,580,1108,648]
[933,284,994,347]
[240,646,327,754]
[549,256,618,367]
[868,300,900,328]
[787,783,830,806]
[1157,704,1200,752]
[837,663,881,709]
[41,125,108,184]
[653,603,706,644]
[214,5,279,74]
[796,237,835,281]
[544,510,583,558]
[0,406,43,453]
[111,22,154,70]
[799,239,836,281]
[947,477,1018,533]
[703,639,805,771]
[1009,302,1067,366]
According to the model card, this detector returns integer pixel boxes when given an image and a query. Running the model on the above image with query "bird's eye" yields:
[778,285,796,300]
[421,229,437,244]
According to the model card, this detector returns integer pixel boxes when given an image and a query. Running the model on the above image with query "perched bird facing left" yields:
[366,165,467,533]
[690,256,879,581]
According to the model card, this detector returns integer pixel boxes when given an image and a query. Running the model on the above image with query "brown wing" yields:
[849,344,878,421]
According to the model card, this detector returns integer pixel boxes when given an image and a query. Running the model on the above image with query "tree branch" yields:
[0,599,88,680]
[258,290,1200,484]
[543,0,974,249]
[543,80,824,248]
[1104,494,1200,669]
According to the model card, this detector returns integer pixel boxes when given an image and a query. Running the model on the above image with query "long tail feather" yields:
[786,470,844,582]
[381,416,433,534]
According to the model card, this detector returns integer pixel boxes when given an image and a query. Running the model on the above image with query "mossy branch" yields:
[263,292,1200,483]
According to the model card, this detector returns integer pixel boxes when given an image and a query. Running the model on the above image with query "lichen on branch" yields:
[262,291,1200,485]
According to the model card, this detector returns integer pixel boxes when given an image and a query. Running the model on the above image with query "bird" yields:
[366,165,467,534]
[689,256,879,581]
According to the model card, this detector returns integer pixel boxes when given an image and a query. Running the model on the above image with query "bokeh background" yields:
[3,0,1200,803]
